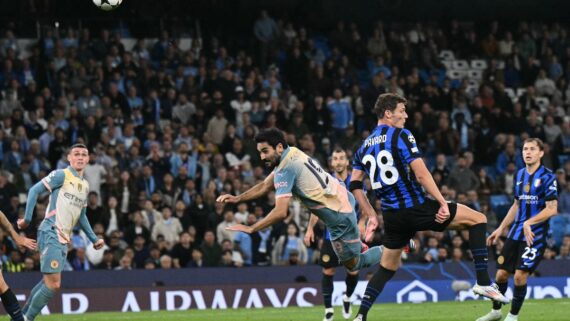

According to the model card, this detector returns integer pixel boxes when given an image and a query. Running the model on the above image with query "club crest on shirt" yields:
[497,256,504,265]
[321,254,330,263]
[50,260,59,269]
[78,183,83,192]
[533,179,541,188]
[524,183,530,193]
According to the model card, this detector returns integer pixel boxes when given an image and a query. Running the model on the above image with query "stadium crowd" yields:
[0,14,570,272]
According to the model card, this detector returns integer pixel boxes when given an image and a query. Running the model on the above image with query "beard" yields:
[264,157,280,170]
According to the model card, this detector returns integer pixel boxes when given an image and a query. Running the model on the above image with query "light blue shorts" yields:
[312,191,362,262]
[38,229,68,273]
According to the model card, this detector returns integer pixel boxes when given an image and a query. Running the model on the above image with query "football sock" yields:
[22,280,44,315]
[510,284,527,315]
[25,283,55,321]
[1,288,24,321]
[345,273,359,297]
[469,223,491,285]
[492,281,508,310]
[322,274,334,309]
[357,265,396,317]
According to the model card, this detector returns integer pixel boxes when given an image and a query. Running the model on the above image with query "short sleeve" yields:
[274,167,296,199]
[42,170,65,192]
[352,148,365,171]
[512,170,520,200]
[398,129,422,165]
[544,174,558,201]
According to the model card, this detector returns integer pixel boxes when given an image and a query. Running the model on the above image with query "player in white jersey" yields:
[17,144,105,321]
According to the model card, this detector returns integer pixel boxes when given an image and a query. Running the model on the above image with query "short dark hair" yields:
[69,143,88,154]
[254,128,288,149]
[332,148,346,155]
[523,138,544,151]
[373,93,407,119]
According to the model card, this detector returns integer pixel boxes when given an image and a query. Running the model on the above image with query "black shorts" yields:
[382,198,457,249]
[319,239,341,268]
[497,238,545,273]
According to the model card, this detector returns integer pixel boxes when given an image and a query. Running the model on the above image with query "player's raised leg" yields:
[447,203,509,304]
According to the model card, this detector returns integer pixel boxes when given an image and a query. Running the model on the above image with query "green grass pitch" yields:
[33,298,570,320]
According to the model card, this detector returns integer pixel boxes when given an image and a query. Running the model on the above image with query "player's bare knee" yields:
[496,269,510,283]
[0,280,8,293]
[468,211,487,225]
[514,271,529,286]
[323,267,335,276]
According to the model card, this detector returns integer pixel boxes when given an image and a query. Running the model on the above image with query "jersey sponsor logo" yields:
[518,194,538,201]
[518,194,539,204]
[364,135,387,147]
[63,192,87,208]
[274,182,288,189]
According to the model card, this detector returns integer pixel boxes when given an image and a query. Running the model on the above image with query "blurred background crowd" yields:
[0,0,569,272]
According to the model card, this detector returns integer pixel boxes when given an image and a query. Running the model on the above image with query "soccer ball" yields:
[93,0,123,11]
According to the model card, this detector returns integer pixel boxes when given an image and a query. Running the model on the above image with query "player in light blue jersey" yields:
[17,144,105,321]
[218,129,384,277]
[478,138,558,321]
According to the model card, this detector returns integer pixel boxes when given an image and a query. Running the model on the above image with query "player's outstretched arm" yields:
[522,199,557,246]
[217,172,275,204]
[487,200,519,246]
[18,181,49,229]
[227,195,289,234]
[350,168,377,242]
[0,210,36,250]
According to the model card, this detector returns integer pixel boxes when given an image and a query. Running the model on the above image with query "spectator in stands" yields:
[189,248,205,268]
[86,191,107,229]
[431,153,450,184]
[272,222,308,266]
[200,230,222,267]
[496,142,523,175]
[433,114,460,156]
[151,207,183,249]
[253,10,279,70]
[217,210,236,243]
[159,254,173,269]
[326,88,353,140]
[447,154,480,194]
[171,231,195,268]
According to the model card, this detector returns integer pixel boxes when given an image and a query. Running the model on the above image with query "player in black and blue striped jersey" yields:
[478,138,558,321]
[305,148,360,321]
[350,93,509,321]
